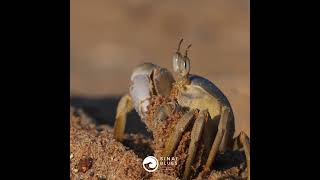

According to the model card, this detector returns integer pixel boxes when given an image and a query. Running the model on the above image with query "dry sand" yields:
[70,107,149,180]
[70,107,248,179]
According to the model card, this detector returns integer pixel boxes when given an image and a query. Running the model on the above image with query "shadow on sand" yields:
[70,95,152,138]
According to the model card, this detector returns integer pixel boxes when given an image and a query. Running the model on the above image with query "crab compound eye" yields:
[180,56,190,77]
[173,53,183,73]
[173,52,190,77]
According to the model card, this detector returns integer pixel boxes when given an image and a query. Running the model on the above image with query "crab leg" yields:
[202,113,218,157]
[114,94,133,141]
[182,109,207,180]
[233,131,250,180]
[153,102,177,122]
[162,109,196,157]
[204,106,230,171]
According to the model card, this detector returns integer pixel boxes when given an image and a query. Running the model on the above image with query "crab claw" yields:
[129,63,175,119]
[152,67,175,97]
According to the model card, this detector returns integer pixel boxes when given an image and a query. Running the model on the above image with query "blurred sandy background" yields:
[70,0,250,136]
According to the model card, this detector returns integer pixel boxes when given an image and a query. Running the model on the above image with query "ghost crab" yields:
[114,39,250,180]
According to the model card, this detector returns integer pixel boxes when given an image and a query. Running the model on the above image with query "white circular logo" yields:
[142,156,159,172]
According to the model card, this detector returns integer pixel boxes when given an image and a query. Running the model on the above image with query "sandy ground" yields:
[70,107,247,180]
[70,0,250,137]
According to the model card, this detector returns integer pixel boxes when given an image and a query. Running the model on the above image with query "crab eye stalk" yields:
[180,43,191,76]
[173,53,182,73]
[173,38,184,74]
[172,53,190,78]
[172,39,191,84]
[181,56,190,77]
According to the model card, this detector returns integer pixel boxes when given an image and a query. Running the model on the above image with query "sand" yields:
[70,106,248,179]
[70,107,148,180]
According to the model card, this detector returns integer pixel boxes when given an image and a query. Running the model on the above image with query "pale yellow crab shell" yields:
[177,74,235,150]
[177,75,233,114]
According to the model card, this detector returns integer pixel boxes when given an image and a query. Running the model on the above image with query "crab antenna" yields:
[185,44,192,57]
[177,38,184,52]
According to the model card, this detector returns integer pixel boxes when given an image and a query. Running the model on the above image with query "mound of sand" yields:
[70,107,247,179]
[70,107,148,180]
